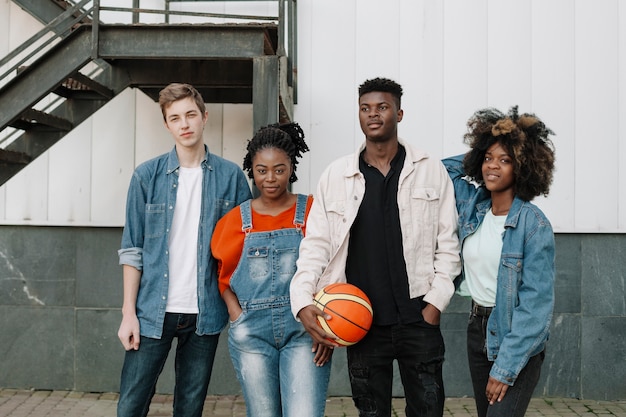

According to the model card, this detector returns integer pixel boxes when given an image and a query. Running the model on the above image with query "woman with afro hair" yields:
[211,123,332,417]
[443,106,556,417]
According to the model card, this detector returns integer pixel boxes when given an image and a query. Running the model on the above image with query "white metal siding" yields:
[0,0,624,232]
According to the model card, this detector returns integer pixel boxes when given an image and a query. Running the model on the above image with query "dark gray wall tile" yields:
[76,228,124,308]
[207,333,242,395]
[442,312,472,397]
[537,313,581,398]
[0,227,76,306]
[0,227,625,400]
[581,316,626,400]
[0,306,74,389]
[75,308,124,392]
[554,235,582,314]
[581,235,626,317]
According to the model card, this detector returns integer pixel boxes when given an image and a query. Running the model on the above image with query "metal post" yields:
[289,0,297,103]
[253,56,279,132]
[277,0,285,56]
[91,0,99,59]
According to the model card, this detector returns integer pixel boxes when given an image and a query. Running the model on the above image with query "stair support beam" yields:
[0,30,93,130]
[252,56,279,133]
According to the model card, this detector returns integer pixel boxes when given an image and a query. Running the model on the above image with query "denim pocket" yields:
[229,310,245,327]
[145,203,165,238]
[215,199,236,219]
[276,248,298,276]
[246,247,269,279]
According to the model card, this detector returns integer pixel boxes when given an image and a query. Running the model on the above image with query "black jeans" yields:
[467,312,544,417]
[347,322,445,417]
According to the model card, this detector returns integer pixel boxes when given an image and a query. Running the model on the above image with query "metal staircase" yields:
[0,0,297,185]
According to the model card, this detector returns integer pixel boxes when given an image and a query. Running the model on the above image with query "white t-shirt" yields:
[166,166,202,314]
[461,208,506,307]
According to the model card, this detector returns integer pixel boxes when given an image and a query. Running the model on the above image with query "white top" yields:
[462,208,506,307]
[166,166,202,313]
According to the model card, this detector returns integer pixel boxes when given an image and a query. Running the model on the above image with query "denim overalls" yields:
[228,194,331,417]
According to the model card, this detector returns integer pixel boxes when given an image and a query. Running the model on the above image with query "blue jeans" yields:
[117,313,220,417]
[228,303,332,417]
[467,312,544,417]
[347,322,446,417]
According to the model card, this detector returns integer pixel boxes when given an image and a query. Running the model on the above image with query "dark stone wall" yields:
[0,226,624,400]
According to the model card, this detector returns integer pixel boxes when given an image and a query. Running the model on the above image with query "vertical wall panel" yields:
[487,0,532,110]
[401,1,447,158]
[291,0,313,196]
[8,2,38,48]
[0,0,6,227]
[354,0,402,154]
[135,90,173,166]
[574,0,619,231]
[0,181,5,220]
[1,1,626,232]
[222,104,252,167]
[205,103,225,157]
[48,121,92,223]
[307,0,357,189]
[0,1,8,57]
[355,0,401,82]
[617,2,626,230]
[443,0,489,157]
[5,155,49,222]
[91,89,136,225]
[531,0,576,230]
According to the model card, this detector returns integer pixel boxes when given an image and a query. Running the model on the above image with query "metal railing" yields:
[0,0,297,98]
[0,0,297,148]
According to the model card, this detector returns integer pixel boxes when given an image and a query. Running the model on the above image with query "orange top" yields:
[211,195,313,294]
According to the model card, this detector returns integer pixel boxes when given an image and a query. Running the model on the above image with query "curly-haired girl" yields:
[443,106,556,417]
[211,123,332,417]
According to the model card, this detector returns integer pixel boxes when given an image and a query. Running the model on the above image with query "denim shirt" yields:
[118,146,252,338]
[442,154,555,385]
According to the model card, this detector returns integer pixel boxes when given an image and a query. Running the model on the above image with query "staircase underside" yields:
[0,22,290,185]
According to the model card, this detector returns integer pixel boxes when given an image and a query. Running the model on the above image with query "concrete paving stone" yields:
[1,390,626,416]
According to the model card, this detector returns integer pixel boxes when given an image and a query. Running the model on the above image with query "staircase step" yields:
[0,149,31,165]
[54,72,114,99]
[10,109,73,132]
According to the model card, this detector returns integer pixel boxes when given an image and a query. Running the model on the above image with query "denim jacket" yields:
[442,154,555,385]
[291,139,461,319]
[118,146,252,338]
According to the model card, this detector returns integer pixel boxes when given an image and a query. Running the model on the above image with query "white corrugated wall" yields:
[0,0,624,232]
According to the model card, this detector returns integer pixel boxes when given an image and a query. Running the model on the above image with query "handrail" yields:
[0,0,296,92]
[0,0,92,78]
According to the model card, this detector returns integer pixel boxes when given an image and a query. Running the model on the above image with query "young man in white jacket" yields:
[290,77,461,417]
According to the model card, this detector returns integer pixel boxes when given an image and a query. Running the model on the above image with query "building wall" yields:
[0,226,624,400]
[1,0,625,401]
[1,1,625,232]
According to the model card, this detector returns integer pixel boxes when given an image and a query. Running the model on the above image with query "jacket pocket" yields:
[215,199,237,219]
[410,187,439,228]
[145,203,165,238]
[325,199,346,229]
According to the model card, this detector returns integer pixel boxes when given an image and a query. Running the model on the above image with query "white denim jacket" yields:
[290,139,461,319]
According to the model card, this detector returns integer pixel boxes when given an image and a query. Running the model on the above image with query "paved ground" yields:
[1,389,625,417]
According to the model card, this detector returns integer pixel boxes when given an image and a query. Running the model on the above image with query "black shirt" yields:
[346,145,425,326]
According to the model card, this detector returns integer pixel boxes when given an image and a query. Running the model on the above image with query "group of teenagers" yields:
[116,78,556,417]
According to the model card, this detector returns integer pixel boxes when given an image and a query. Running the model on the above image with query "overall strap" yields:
[240,200,253,232]
[293,194,309,228]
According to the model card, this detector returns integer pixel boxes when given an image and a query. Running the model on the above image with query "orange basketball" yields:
[313,283,373,346]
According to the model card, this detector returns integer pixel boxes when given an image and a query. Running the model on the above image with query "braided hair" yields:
[462,106,556,201]
[243,122,309,183]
